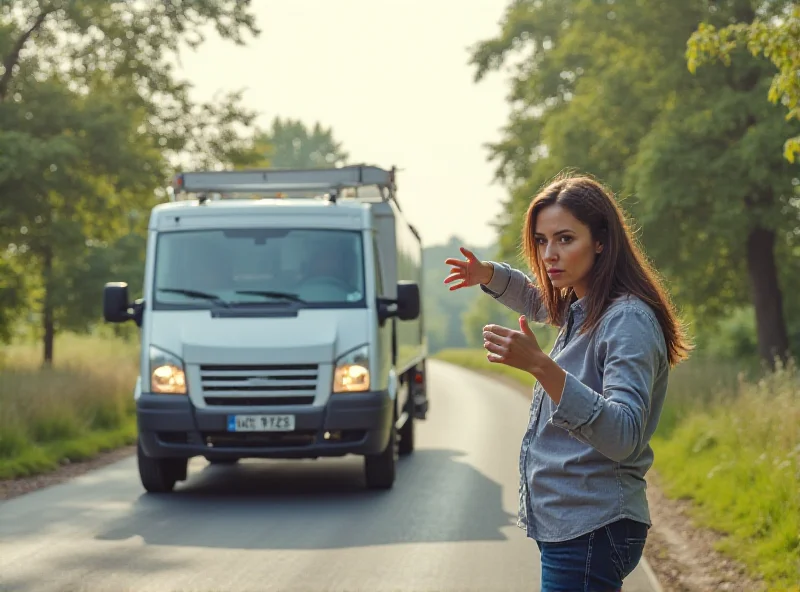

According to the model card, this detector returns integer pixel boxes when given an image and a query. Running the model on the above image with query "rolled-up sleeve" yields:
[480,262,548,323]
[550,305,666,462]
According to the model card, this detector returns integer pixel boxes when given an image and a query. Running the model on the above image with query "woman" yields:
[444,173,691,591]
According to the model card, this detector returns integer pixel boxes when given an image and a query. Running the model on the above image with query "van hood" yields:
[148,308,369,366]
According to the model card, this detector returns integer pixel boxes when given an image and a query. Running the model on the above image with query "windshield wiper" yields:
[158,287,230,307]
[234,290,306,304]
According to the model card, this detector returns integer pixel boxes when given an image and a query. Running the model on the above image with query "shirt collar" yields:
[569,296,586,320]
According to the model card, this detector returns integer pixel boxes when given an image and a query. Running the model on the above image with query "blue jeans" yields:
[536,518,649,592]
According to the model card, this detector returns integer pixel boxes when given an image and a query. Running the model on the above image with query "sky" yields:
[173,0,514,249]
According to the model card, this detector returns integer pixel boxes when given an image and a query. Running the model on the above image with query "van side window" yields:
[372,236,384,297]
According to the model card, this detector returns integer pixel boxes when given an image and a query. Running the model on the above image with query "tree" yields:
[0,1,261,364]
[0,2,260,161]
[687,2,800,162]
[0,77,165,363]
[469,0,800,367]
[254,117,349,169]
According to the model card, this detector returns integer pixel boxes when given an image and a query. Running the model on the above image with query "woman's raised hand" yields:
[443,247,494,291]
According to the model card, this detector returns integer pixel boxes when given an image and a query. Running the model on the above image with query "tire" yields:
[398,401,415,456]
[137,438,188,494]
[364,425,397,490]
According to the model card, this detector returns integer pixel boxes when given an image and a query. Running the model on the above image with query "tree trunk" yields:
[745,226,790,368]
[42,247,54,366]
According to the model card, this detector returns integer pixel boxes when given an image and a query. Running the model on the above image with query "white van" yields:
[103,165,428,492]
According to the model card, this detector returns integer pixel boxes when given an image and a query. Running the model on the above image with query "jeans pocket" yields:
[605,523,648,580]
[622,537,647,579]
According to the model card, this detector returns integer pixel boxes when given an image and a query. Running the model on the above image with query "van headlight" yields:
[149,346,187,394]
[333,345,370,393]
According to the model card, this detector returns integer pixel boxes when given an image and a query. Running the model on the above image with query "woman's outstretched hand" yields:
[444,247,493,291]
[483,316,544,374]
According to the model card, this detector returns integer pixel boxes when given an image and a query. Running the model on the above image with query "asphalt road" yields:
[0,361,659,592]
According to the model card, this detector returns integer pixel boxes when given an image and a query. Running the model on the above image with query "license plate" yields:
[227,414,295,432]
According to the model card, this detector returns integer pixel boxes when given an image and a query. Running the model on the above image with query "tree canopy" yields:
[254,117,350,169]
[469,0,800,366]
[0,0,262,363]
[687,2,800,162]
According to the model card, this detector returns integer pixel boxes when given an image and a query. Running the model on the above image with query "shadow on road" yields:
[94,448,517,550]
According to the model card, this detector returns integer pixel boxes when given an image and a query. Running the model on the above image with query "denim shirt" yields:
[481,262,669,543]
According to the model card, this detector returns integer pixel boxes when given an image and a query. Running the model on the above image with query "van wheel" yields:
[137,439,187,493]
[364,426,397,490]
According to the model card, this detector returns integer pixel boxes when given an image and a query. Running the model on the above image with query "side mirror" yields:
[104,282,132,323]
[396,281,420,321]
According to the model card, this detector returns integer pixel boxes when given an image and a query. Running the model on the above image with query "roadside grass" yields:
[433,348,800,591]
[0,333,139,479]
[651,360,800,590]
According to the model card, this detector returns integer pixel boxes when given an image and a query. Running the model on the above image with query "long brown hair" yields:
[521,172,691,367]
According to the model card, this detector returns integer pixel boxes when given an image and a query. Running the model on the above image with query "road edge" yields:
[0,445,136,501]
[639,556,665,592]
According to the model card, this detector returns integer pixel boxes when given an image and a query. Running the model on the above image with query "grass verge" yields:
[0,333,139,480]
[650,361,800,590]
[433,348,800,591]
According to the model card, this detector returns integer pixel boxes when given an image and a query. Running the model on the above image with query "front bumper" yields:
[136,390,393,460]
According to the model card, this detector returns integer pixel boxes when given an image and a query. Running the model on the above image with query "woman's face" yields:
[534,204,602,299]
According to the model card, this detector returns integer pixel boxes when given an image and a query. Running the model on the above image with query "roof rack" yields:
[169,164,397,205]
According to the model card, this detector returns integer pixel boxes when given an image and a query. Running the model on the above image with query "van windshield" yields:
[152,228,366,310]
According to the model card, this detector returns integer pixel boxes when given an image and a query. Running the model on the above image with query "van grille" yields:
[200,364,318,406]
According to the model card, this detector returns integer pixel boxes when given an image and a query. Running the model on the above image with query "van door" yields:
[372,234,393,394]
